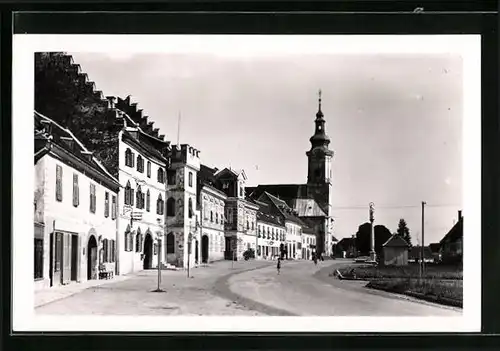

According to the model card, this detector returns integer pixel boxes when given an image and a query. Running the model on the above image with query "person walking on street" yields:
[313,253,318,266]
[277,257,281,275]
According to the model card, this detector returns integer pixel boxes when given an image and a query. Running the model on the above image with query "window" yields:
[137,155,144,173]
[89,184,96,213]
[189,172,193,187]
[166,233,175,254]
[124,181,134,206]
[125,148,134,167]
[136,186,144,209]
[216,213,219,224]
[104,192,110,217]
[258,225,261,237]
[111,195,117,220]
[239,187,243,197]
[210,211,213,222]
[110,240,115,262]
[34,239,43,279]
[188,198,193,218]
[124,226,131,251]
[167,170,176,185]
[103,239,109,262]
[252,221,254,230]
[166,197,175,217]
[56,164,63,202]
[136,231,141,253]
[247,220,250,230]
[146,190,150,212]
[147,161,151,178]
[72,173,79,207]
[157,194,164,215]
[157,168,165,184]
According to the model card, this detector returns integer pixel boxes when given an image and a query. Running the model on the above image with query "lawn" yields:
[366,278,463,307]
[338,263,463,280]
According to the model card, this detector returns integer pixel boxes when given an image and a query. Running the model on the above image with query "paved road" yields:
[36,259,461,317]
[227,259,462,316]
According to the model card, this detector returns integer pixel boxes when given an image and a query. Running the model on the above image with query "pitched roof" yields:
[261,192,305,226]
[34,111,119,184]
[382,235,411,248]
[249,184,308,205]
[290,198,327,217]
[440,216,463,246]
[256,200,285,227]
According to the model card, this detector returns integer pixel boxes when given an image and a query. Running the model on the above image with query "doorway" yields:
[195,240,199,264]
[71,234,78,281]
[143,234,153,269]
[201,235,209,263]
[87,235,97,280]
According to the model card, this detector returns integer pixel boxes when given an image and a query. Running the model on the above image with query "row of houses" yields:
[34,52,326,290]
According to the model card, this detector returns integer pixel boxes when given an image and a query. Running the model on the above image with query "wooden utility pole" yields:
[421,201,426,277]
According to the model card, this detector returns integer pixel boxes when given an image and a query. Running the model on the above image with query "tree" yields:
[396,218,412,247]
[355,223,393,257]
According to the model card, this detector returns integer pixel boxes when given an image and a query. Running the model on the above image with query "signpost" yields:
[369,202,376,263]
[152,218,164,293]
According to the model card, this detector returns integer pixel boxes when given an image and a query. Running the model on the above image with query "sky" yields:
[68,50,463,245]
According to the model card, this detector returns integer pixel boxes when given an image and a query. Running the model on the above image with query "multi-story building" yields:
[256,192,305,260]
[254,200,286,260]
[302,227,316,260]
[196,165,227,263]
[205,168,258,260]
[34,53,172,276]
[34,111,120,290]
[165,144,201,268]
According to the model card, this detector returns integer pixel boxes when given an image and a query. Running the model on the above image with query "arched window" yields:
[137,155,144,173]
[166,232,175,254]
[136,185,143,209]
[157,194,164,215]
[124,180,135,206]
[167,197,175,217]
[210,211,213,222]
[157,168,165,184]
[124,224,131,252]
[147,161,151,177]
[125,148,133,167]
[188,198,193,218]
[146,190,150,212]
[136,228,142,252]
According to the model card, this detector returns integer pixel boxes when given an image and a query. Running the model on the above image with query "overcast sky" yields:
[68,51,463,244]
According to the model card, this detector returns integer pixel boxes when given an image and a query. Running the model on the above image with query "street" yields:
[36,259,461,316]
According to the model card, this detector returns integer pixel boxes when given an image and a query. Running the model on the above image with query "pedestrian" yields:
[277,257,281,275]
[313,254,317,266]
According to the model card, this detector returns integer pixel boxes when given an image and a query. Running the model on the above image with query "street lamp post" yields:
[153,218,165,293]
[369,202,376,263]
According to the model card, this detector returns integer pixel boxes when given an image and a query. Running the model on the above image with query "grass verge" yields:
[338,263,462,280]
[366,278,463,308]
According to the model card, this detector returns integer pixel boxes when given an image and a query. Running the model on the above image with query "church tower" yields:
[306,90,334,255]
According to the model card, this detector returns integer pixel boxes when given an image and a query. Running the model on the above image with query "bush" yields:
[243,248,255,261]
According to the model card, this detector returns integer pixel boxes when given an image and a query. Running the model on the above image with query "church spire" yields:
[309,90,331,150]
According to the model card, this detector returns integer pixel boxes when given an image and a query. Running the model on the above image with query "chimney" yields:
[458,210,462,220]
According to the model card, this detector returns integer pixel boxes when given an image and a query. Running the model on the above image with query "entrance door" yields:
[52,232,63,286]
[87,236,97,280]
[143,234,153,269]
[201,235,209,263]
[71,235,78,281]
[195,240,199,264]
[224,236,232,260]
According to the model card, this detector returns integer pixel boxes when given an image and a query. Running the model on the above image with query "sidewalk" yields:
[35,274,131,308]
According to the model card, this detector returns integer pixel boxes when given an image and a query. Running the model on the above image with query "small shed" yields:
[381,235,410,266]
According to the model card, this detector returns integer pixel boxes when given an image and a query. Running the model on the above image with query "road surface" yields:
[36,259,461,316]
[226,259,462,316]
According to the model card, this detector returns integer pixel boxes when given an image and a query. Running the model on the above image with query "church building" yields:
[247,92,335,257]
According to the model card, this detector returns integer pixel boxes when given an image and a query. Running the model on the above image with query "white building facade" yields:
[34,112,120,290]
[117,129,168,275]
[199,185,227,263]
[257,220,285,260]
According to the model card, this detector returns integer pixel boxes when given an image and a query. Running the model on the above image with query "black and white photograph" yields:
[13,34,480,332]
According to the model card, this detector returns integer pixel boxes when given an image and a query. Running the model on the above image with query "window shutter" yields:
[62,234,71,284]
[56,165,63,201]
[112,195,116,220]
[130,188,134,207]
[73,173,79,207]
